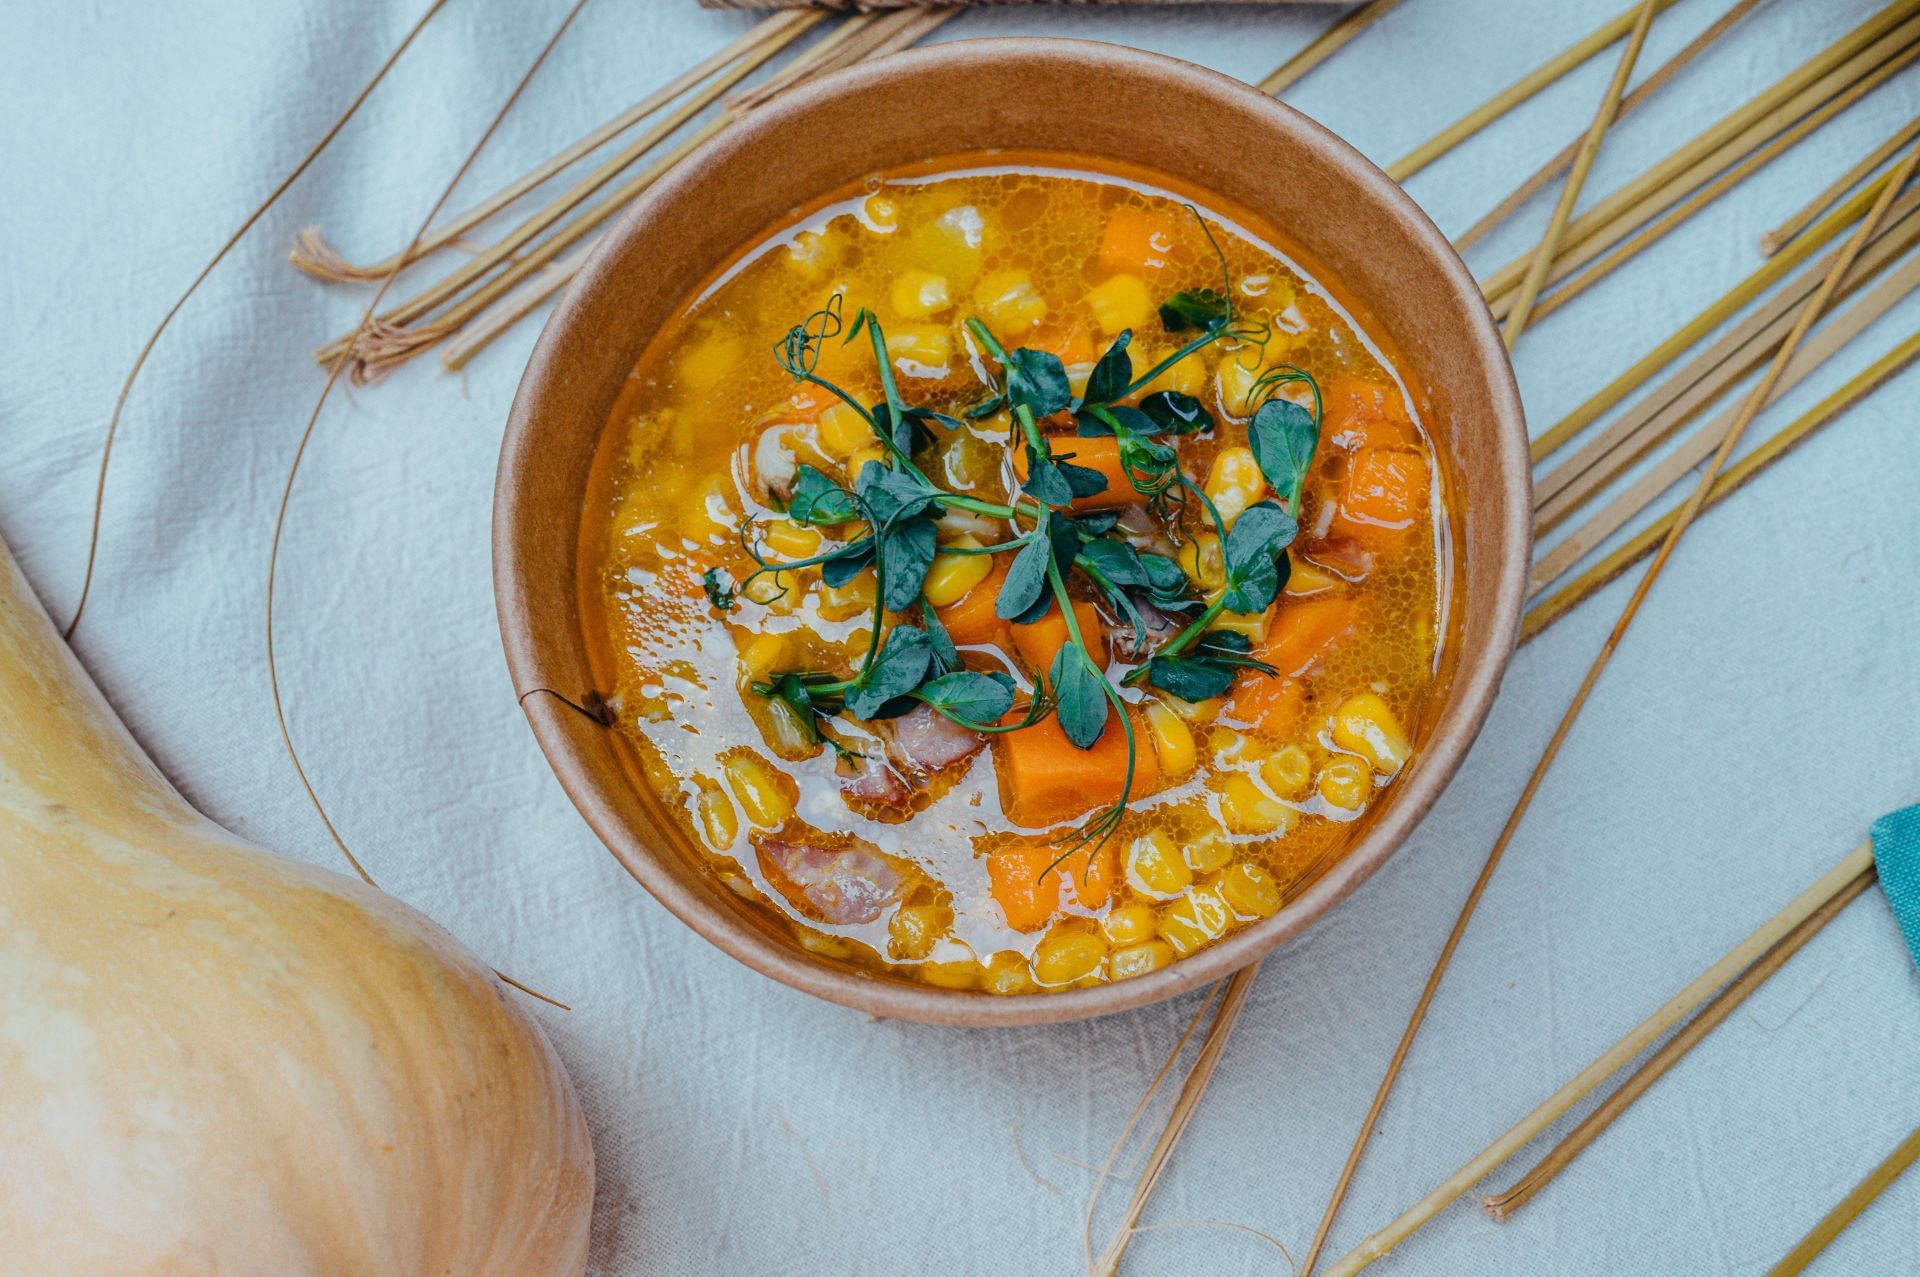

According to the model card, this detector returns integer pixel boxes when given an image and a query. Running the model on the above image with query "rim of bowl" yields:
[496,37,1530,1027]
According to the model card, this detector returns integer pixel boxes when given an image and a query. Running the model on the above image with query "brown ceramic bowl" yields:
[496,39,1529,1026]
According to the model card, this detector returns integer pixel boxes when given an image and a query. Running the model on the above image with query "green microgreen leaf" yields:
[1020,440,1078,506]
[1082,330,1134,407]
[700,567,736,612]
[1138,390,1215,436]
[1048,643,1111,749]
[878,514,940,612]
[787,464,858,526]
[1144,631,1275,702]
[1158,288,1230,334]
[819,537,876,588]
[996,515,1080,623]
[846,625,933,718]
[855,460,940,525]
[1005,347,1073,419]
[1220,501,1299,614]
[921,600,961,675]
[1247,390,1321,512]
[914,670,1016,725]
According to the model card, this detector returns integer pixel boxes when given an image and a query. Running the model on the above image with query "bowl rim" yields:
[496,36,1530,1027]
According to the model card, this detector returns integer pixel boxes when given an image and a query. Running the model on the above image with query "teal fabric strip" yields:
[1871,803,1920,970]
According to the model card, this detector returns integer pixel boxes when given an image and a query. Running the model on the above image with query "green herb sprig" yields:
[707,206,1322,852]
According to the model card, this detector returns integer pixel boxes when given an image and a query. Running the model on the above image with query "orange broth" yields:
[582,154,1453,994]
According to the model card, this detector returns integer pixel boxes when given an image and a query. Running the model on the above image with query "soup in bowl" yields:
[497,40,1529,1025]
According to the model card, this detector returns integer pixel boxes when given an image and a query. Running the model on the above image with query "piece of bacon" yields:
[1299,535,1375,582]
[886,702,984,773]
[1111,595,1180,662]
[836,749,910,807]
[757,836,906,925]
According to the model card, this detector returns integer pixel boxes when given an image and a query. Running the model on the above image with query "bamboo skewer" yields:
[1532,217,1920,537]
[1089,968,1258,1277]
[1530,250,1920,570]
[1765,112,1920,254]
[1502,0,1658,347]
[1499,38,1920,328]
[1529,175,1918,464]
[1320,845,1881,1276]
[1453,0,1766,251]
[1481,865,1881,1221]
[1387,0,1687,185]
[313,24,802,365]
[1521,324,1920,643]
[1256,0,1402,97]
[1768,1127,1920,1276]
[290,9,822,282]
[1315,136,1920,1277]
[326,6,952,380]
[1481,7,1920,311]
[61,0,452,638]
[433,6,953,374]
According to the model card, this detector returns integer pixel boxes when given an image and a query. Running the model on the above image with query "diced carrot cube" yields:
[1325,375,1418,451]
[1010,596,1106,675]
[1228,674,1306,733]
[1012,435,1136,511]
[1248,595,1362,681]
[1332,447,1429,540]
[986,842,1115,932]
[936,557,1011,648]
[993,706,1161,829]
[1098,207,1183,276]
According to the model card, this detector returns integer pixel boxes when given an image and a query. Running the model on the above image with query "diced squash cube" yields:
[992,707,1161,829]
[934,557,1011,648]
[1098,206,1181,276]
[1333,448,1429,540]
[1011,435,1134,511]
[986,843,1114,931]
[1010,597,1106,675]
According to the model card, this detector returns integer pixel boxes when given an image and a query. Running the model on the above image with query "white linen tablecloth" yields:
[4,1,1917,1272]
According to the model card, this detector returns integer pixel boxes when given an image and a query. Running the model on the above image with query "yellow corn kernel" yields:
[1126,830,1193,899]
[984,955,1035,996]
[1318,755,1373,811]
[1184,832,1234,874]
[679,334,742,392]
[817,403,873,458]
[723,753,793,829]
[1176,533,1224,590]
[1332,692,1412,774]
[1220,771,1296,836]
[886,324,951,373]
[737,632,791,681]
[888,904,950,961]
[1111,940,1174,981]
[921,958,982,990]
[763,518,822,560]
[1162,693,1222,724]
[1158,886,1231,956]
[794,926,857,960]
[1209,606,1270,645]
[692,781,738,852]
[974,269,1048,332]
[890,269,952,320]
[1087,273,1153,335]
[846,445,888,479]
[785,229,832,279]
[1205,446,1268,528]
[681,474,734,546]
[1215,862,1282,919]
[862,192,900,232]
[1284,559,1342,597]
[1216,356,1269,418]
[1144,700,1197,779]
[1102,903,1159,946]
[1034,930,1108,985]
[817,570,876,621]
[1136,346,1206,398]
[1257,744,1313,798]
[922,535,994,607]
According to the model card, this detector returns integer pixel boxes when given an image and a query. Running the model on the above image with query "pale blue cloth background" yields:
[3,2,1918,1273]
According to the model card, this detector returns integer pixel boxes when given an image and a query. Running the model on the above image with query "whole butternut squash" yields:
[0,535,593,1274]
